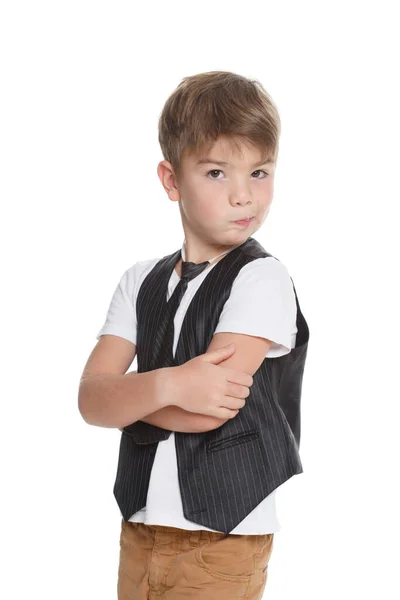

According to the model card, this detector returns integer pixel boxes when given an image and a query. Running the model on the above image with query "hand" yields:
[159,344,253,420]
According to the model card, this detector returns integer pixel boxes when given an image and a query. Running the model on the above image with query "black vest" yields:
[113,237,310,533]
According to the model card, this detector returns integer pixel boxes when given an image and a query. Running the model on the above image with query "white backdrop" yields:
[1,1,399,598]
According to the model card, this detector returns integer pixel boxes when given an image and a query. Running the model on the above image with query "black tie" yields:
[156,258,210,367]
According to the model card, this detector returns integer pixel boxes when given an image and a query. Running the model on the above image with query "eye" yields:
[206,169,269,180]
[207,169,223,179]
[252,170,269,179]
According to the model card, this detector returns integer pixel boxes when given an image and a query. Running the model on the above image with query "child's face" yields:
[158,135,275,252]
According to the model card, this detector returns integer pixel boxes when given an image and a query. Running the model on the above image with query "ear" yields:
[157,161,181,202]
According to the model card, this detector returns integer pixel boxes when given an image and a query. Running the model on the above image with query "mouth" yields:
[232,216,255,226]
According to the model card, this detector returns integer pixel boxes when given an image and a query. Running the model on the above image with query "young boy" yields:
[79,70,309,600]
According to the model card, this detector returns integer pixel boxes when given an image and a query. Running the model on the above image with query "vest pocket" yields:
[206,430,259,453]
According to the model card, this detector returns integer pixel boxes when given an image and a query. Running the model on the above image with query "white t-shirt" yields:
[97,241,299,534]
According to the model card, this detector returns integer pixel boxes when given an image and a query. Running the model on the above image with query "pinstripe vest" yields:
[113,236,310,533]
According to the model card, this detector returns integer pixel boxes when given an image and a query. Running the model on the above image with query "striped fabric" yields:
[114,236,310,533]
[156,258,210,368]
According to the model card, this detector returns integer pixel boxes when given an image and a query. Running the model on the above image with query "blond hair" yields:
[158,70,281,182]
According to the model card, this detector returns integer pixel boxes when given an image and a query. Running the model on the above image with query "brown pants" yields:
[117,520,274,599]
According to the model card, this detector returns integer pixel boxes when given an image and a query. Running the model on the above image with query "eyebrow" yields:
[197,157,275,167]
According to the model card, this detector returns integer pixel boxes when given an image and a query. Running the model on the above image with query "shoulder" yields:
[229,255,296,318]
[119,255,163,297]
[235,255,292,285]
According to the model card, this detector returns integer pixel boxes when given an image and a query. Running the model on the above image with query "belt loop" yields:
[188,530,202,546]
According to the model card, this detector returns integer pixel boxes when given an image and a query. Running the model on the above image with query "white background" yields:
[1,1,399,598]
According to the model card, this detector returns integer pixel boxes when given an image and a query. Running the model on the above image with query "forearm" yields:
[78,368,167,429]
[141,405,226,433]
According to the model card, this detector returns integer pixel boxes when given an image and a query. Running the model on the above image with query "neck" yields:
[183,239,246,265]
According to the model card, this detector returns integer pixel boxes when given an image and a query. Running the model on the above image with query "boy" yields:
[79,70,309,599]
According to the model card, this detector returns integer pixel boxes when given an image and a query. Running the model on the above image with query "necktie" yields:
[156,258,210,367]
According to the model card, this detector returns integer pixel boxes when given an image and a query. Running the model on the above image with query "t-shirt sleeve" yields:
[213,257,297,358]
[96,267,137,345]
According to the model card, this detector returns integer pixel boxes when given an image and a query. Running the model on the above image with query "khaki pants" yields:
[117,520,274,599]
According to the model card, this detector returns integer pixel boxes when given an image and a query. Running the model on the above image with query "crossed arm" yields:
[140,332,272,433]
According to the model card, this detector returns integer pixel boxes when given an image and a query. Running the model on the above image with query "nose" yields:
[229,182,252,207]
